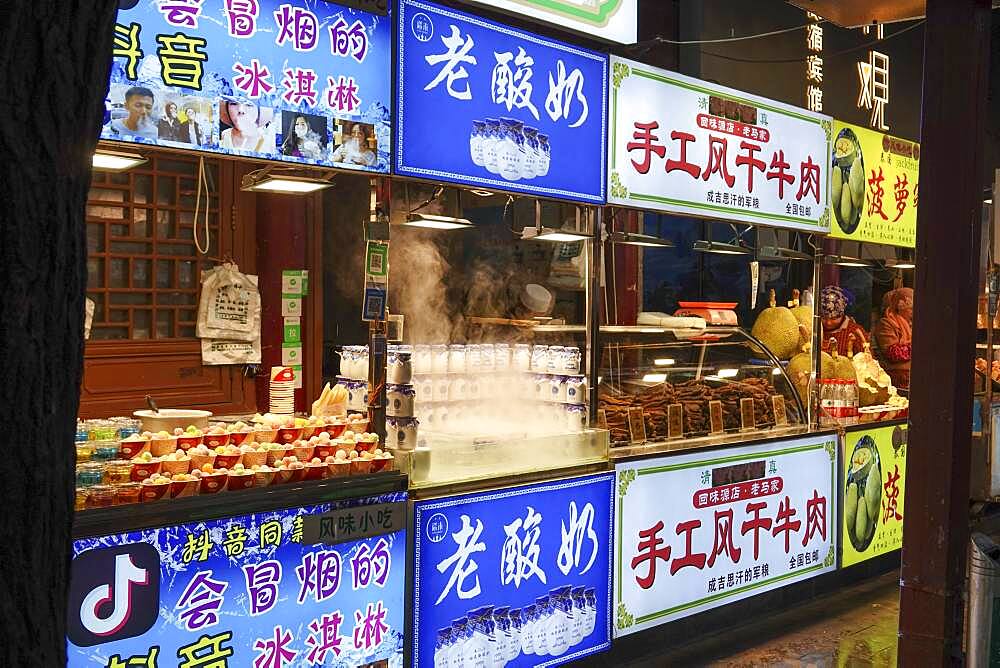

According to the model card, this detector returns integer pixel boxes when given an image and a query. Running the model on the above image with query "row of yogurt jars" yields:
[334,376,369,411]
[411,344,582,376]
[434,586,598,668]
[470,118,552,183]
[417,401,587,433]
[339,345,369,381]
[404,374,587,406]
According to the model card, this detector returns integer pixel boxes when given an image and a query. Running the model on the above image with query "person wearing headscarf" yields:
[820,285,868,357]
[873,287,913,389]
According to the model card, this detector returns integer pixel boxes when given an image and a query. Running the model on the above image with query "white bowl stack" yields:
[269,366,296,415]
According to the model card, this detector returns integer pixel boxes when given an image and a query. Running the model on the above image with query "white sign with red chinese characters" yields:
[608,56,833,233]
[613,434,838,637]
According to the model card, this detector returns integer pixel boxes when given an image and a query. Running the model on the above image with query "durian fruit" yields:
[786,342,832,405]
[752,289,800,360]
[828,340,856,380]
[788,289,813,348]
[853,343,893,406]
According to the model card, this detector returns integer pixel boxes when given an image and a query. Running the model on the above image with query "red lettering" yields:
[701,135,736,188]
[802,490,827,546]
[766,150,795,199]
[795,155,821,203]
[772,496,801,554]
[631,520,671,590]
[706,509,742,568]
[670,519,707,574]
[665,131,701,178]
[740,501,772,560]
[626,121,666,175]
[734,141,765,193]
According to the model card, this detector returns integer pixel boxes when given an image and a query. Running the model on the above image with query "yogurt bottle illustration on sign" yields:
[482,119,501,174]
[506,607,522,662]
[491,606,511,665]
[536,133,551,177]
[534,594,553,655]
[462,608,486,668]
[570,586,588,646]
[584,587,598,636]
[497,118,525,181]
[521,126,540,179]
[435,627,454,668]
[470,120,487,167]
[519,604,536,656]
[450,617,470,667]
[548,587,573,656]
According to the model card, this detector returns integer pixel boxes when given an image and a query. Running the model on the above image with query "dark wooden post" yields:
[899,0,991,663]
[0,1,118,663]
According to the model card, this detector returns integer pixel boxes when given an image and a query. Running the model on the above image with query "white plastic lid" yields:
[521,283,554,315]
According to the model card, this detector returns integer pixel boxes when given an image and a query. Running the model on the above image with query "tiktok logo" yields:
[67,544,160,647]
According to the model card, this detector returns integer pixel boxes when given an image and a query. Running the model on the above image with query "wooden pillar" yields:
[898,0,991,663]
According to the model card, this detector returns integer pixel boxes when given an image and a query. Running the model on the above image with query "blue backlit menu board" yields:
[102,0,391,172]
[412,473,614,667]
[67,493,405,666]
[395,0,608,204]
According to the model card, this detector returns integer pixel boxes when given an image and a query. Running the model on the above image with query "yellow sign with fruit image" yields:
[829,120,918,248]
[841,424,907,567]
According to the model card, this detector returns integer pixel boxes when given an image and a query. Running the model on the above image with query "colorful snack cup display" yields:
[276,427,303,444]
[176,434,203,451]
[198,472,228,495]
[139,479,170,502]
[228,430,252,446]
[286,465,307,484]
[241,449,268,468]
[118,438,149,459]
[291,443,314,462]
[370,454,394,473]
[114,482,142,505]
[104,459,134,485]
[169,478,200,498]
[76,462,106,488]
[273,468,295,485]
[227,471,256,491]
[254,427,279,443]
[189,452,216,470]
[130,459,161,482]
[355,437,379,454]
[87,485,117,508]
[74,488,89,511]
[313,443,337,460]
[148,435,178,457]
[300,425,318,440]
[160,457,191,476]
[254,468,277,487]
[347,419,369,434]
[214,453,242,469]
[265,446,290,466]
[92,440,121,461]
[75,441,95,463]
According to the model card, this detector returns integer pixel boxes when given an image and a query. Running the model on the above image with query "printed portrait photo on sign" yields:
[279,111,328,161]
[104,83,160,141]
[332,120,377,167]
[218,99,276,155]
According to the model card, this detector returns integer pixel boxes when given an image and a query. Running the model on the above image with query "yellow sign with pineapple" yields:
[829,121,918,248]
[841,424,907,567]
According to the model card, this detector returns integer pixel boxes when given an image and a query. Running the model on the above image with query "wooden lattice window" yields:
[86,154,220,340]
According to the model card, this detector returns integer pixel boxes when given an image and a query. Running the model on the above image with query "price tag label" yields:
[628,407,646,443]
[709,400,724,435]
[667,403,684,439]
[771,395,787,426]
[740,397,756,431]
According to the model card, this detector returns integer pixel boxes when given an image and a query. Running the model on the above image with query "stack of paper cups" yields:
[270,366,296,415]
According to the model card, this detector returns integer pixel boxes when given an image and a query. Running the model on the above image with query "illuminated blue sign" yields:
[395,0,608,203]
[412,474,613,667]
[67,493,405,666]
[102,0,391,172]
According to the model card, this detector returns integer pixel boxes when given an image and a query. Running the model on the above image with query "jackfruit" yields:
[849,156,865,209]
[788,288,812,348]
[840,185,853,228]
[832,167,844,215]
[855,497,871,545]
[752,289,801,360]
[845,482,859,546]
[865,462,882,523]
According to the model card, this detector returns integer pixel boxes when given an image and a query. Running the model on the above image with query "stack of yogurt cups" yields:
[409,341,589,434]
[386,345,418,451]
[269,366,296,415]
[433,586,598,667]
[337,345,370,413]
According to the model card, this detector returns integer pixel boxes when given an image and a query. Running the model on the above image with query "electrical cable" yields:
[634,20,823,46]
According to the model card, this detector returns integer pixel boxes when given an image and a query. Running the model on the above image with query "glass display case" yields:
[597,326,807,455]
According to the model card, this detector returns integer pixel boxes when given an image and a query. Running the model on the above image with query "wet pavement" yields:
[634,572,901,667]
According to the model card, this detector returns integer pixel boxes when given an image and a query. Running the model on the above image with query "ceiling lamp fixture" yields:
[823,254,874,268]
[241,172,333,194]
[609,231,675,248]
[756,245,813,261]
[403,213,473,230]
[92,149,147,172]
[693,240,753,255]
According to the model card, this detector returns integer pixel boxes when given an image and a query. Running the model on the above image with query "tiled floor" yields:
[657,572,900,667]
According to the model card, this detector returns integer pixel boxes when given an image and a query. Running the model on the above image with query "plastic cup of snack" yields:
[114,482,142,505]
[255,427,279,443]
[139,479,170,502]
[328,459,352,478]
[277,427,304,444]
[148,436,178,457]
[227,471,256,491]
[291,443,314,462]
[347,419,369,434]
[322,422,347,439]
[355,437,379,454]
[199,472,228,494]
[92,440,122,462]
[241,449,267,468]
[118,437,148,459]
[203,432,231,449]
[272,467,294,485]
[74,488,89,511]
[265,446,290,466]
[169,478,200,498]
[214,453,242,469]
[160,456,191,476]
[87,485,117,508]
[254,468,276,487]
[104,459,134,485]
[313,443,337,460]
[304,462,328,481]
[228,430,252,446]
[130,458,161,482]
[189,452,216,471]
[300,425,318,440]
[176,434,203,451]
[75,441,95,463]
[370,453,394,473]
[351,458,374,476]
[286,465,307,483]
